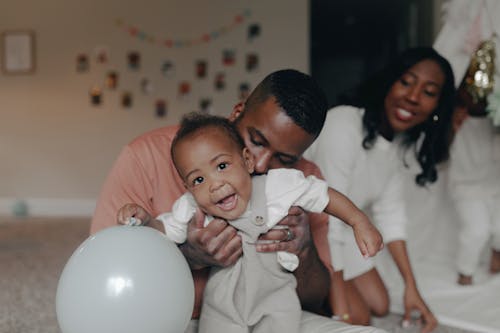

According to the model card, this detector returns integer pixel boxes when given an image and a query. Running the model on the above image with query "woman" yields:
[305,47,455,333]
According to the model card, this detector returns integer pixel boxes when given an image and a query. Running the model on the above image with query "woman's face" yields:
[383,59,445,135]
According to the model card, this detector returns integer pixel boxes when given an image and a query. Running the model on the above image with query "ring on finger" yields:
[283,228,294,242]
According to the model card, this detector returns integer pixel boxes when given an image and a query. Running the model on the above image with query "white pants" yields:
[185,311,388,333]
[455,197,500,275]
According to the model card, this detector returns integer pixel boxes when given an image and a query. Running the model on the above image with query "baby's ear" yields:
[242,148,255,173]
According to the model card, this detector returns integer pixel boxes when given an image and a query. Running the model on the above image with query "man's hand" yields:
[256,206,312,258]
[179,208,243,270]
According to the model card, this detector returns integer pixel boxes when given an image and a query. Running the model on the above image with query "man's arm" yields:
[91,146,157,234]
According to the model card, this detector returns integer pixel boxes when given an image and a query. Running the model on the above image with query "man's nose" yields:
[253,150,273,174]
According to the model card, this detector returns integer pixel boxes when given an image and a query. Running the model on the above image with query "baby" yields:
[118,113,383,333]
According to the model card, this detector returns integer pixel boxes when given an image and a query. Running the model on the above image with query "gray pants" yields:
[198,175,300,333]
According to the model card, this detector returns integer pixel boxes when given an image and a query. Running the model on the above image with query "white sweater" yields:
[448,116,500,200]
[305,105,408,270]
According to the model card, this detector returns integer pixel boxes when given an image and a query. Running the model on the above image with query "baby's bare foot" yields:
[490,249,500,274]
[457,273,473,285]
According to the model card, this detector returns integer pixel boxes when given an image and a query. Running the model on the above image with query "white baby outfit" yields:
[157,168,329,332]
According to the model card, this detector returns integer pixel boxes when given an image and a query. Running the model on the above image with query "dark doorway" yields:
[310,0,435,107]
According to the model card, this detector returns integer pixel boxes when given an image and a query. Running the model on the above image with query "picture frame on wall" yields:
[1,30,35,74]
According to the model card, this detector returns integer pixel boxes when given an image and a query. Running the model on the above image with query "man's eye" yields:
[278,157,296,167]
[250,136,264,147]
[217,163,228,171]
[193,176,204,185]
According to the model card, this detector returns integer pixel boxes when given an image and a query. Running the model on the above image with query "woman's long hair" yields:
[340,47,456,186]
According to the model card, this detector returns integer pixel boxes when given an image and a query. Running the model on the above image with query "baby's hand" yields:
[353,220,383,258]
[117,203,152,226]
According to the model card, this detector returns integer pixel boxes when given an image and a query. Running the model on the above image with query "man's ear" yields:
[229,102,244,122]
[242,147,255,174]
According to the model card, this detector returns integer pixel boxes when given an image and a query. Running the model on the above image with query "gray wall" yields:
[0,0,309,216]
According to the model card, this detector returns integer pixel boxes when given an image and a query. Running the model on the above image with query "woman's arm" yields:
[387,240,437,333]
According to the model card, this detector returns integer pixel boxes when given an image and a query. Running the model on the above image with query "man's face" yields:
[230,97,316,174]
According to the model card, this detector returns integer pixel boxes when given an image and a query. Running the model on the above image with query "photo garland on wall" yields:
[77,8,262,118]
[115,9,251,48]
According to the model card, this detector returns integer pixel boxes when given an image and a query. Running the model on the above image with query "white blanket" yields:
[375,164,500,333]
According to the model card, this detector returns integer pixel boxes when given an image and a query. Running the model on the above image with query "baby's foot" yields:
[490,249,500,274]
[457,273,473,285]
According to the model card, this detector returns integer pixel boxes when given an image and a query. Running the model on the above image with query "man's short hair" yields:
[243,69,328,137]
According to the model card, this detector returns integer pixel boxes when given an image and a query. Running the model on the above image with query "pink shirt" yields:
[91,125,332,318]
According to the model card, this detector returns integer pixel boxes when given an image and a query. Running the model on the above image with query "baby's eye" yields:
[193,176,204,185]
[217,163,228,171]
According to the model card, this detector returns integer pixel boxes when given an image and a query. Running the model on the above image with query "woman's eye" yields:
[400,78,410,86]
[217,163,228,171]
[193,176,204,185]
[424,90,438,97]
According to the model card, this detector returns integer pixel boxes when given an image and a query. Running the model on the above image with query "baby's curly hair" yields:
[171,112,245,168]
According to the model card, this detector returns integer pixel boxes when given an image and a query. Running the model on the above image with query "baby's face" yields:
[174,127,254,220]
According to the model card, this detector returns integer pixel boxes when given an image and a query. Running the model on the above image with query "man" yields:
[91,69,385,333]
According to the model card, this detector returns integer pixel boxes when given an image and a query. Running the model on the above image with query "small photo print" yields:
[215,72,226,91]
[246,53,258,72]
[222,49,236,66]
[94,46,109,64]
[106,71,119,89]
[247,23,261,41]
[161,61,175,78]
[127,51,140,70]
[199,98,212,113]
[196,60,207,79]
[77,54,89,73]
[89,86,102,106]
[140,78,154,95]
[155,99,167,118]
[238,82,251,101]
[178,81,191,97]
[121,91,133,108]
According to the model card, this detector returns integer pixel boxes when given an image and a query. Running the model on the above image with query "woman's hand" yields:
[402,284,437,333]
[179,208,243,270]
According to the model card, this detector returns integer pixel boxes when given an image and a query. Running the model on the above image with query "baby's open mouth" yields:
[216,193,237,211]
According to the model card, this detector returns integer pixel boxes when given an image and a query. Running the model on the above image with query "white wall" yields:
[0,0,309,217]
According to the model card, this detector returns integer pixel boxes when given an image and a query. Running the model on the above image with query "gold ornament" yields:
[464,39,496,104]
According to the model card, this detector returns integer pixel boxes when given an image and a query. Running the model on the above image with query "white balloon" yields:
[56,226,194,333]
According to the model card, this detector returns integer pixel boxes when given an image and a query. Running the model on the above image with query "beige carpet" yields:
[0,217,475,333]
